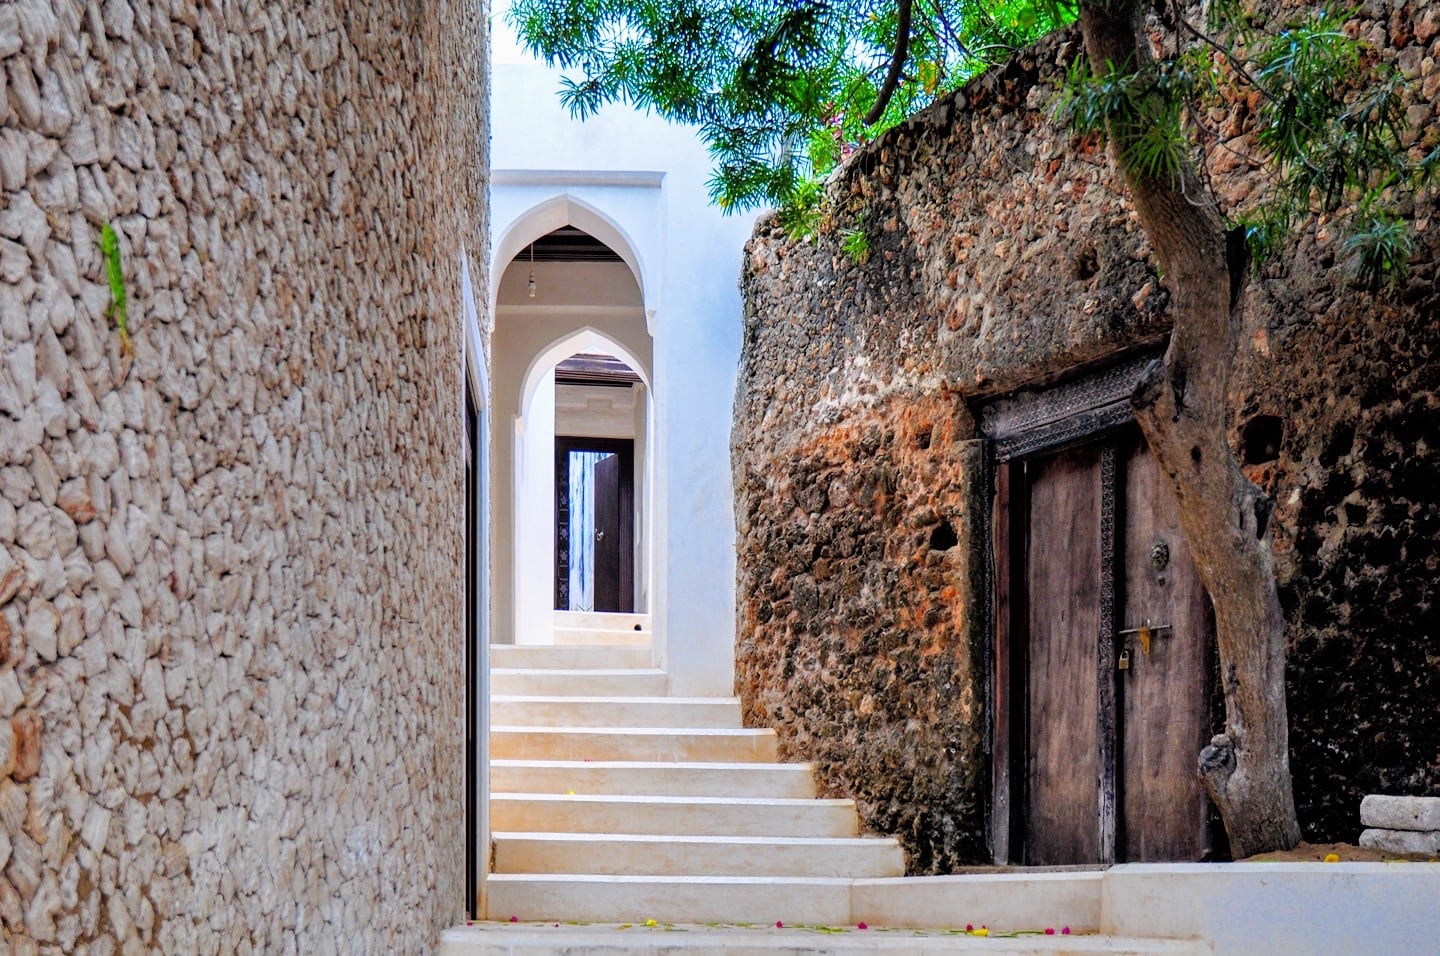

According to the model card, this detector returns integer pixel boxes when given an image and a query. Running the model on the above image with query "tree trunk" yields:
[1078,0,1301,858]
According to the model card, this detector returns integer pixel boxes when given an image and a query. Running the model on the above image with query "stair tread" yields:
[493,832,897,844]
[492,695,740,704]
[444,922,1210,954]
[493,793,854,806]
[491,759,814,770]
[491,726,774,735]
[490,668,668,676]
[488,873,856,885]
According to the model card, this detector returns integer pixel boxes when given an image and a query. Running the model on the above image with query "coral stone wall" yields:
[1238,251,1440,841]
[735,4,1438,868]
[0,0,487,951]
[736,400,990,870]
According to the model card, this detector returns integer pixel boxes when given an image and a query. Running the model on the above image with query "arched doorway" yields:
[491,217,653,646]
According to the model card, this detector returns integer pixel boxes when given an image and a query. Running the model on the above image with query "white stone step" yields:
[491,644,652,670]
[490,759,818,798]
[490,726,779,762]
[442,922,1213,955]
[484,874,855,925]
[553,626,652,646]
[556,610,651,632]
[854,871,1104,934]
[491,668,669,697]
[491,695,742,729]
[490,794,860,837]
[493,832,905,878]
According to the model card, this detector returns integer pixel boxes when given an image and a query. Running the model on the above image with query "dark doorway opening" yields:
[555,436,634,612]
[463,380,481,916]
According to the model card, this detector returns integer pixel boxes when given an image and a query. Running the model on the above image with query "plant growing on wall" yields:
[100,223,134,355]
[509,0,1434,856]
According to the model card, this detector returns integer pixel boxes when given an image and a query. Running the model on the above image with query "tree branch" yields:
[864,0,913,125]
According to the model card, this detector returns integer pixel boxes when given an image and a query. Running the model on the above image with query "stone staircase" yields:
[485,615,907,925]
[444,633,1438,955]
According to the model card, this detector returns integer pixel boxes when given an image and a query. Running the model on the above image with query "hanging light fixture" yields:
[527,242,537,298]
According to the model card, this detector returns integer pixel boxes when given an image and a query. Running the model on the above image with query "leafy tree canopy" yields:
[508,0,1071,207]
[509,0,1435,286]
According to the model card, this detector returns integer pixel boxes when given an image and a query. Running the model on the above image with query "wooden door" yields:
[1002,429,1212,865]
[1118,440,1212,861]
[592,453,622,612]
[1023,443,1104,865]
[555,437,635,613]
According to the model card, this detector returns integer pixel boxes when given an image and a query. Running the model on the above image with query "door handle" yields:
[595,530,606,542]
[1117,621,1171,655]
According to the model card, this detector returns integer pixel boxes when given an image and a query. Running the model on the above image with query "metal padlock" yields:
[1117,648,1132,671]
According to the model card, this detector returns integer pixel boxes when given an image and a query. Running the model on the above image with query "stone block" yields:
[1105,863,1440,955]
[1358,828,1440,856]
[1361,794,1440,832]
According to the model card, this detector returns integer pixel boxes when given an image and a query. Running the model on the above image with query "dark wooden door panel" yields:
[593,453,621,612]
[1024,444,1103,865]
[1119,440,1212,861]
[555,436,635,614]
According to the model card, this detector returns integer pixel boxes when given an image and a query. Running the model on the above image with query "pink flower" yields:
[857,922,868,930]
[508,916,518,923]
[1045,928,1055,935]
[1062,927,1071,935]
[775,920,784,928]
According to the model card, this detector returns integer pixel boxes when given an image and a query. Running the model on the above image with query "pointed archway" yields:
[490,211,654,647]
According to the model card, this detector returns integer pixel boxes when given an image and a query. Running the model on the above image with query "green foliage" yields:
[1055,55,1197,185]
[99,223,132,353]
[774,177,829,240]
[513,0,1429,286]
[1232,208,1289,277]
[509,0,1072,214]
[1343,204,1413,291]
[1056,5,1429,288]
[840,223,872,262]
[1237,11,1429,283]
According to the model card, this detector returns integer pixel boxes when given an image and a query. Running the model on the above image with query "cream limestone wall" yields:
[0,0,487,951]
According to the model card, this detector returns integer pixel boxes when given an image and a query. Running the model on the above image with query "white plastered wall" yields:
[490,20,758,692]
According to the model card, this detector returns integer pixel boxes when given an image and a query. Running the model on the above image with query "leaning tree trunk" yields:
[1078,0,1301,858]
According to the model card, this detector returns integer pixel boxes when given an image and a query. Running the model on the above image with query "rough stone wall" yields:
[1238,243,1440,842]
[735,1,1437,868]
[1,1,487,952]
[736,401,990,870]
